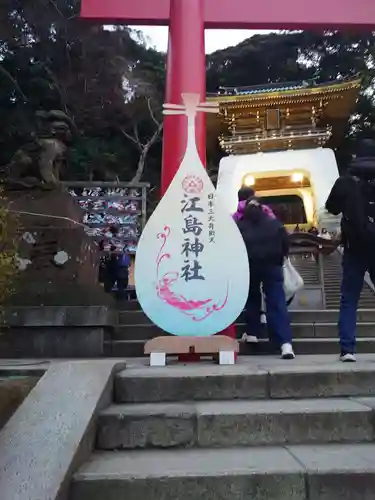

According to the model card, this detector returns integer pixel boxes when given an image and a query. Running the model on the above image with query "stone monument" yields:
[0,110,109,307]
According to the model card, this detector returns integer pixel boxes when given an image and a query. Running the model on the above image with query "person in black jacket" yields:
[325,139,375,362]
[237,198,295,359]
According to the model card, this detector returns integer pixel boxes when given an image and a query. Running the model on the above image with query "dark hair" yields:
[243,198,264,223]
[238,186,255,202]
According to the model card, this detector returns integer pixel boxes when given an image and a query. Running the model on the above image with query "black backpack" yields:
[344,178,375,246]
[238,216,286,264]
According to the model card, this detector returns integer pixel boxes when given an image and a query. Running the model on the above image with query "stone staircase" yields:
[105,307,375,357]
[291,254,320,286]
[291,252,375,309]
[69,356,375,500]
[102,251,375,358]
[321,253,375,309]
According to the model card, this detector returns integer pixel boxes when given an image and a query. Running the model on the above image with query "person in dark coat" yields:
[237,198,295,359]
[103,245,130,299]
[325,139,375,362]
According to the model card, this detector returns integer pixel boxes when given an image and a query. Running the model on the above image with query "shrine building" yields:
[208,77,361,229]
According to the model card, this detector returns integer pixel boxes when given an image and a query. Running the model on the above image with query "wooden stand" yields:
[178,324,237,363]
[144,335,239,367]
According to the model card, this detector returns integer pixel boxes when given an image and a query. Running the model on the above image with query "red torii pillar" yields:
[162,0,206,194]
[81,0,375,195]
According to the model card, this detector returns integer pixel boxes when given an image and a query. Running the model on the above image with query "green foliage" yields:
[0,189,18,311]
[66,136,135,181]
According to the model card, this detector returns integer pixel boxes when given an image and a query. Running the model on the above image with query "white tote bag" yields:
[261,259,304,314]
[283,258,304,301]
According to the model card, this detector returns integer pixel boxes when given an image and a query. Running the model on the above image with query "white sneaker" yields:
[340,353,356,362]
[260,314,267,324]
[281,343,295,359]
[242,333,259,344]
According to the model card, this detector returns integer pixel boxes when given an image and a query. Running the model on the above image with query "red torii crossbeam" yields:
[81,0,375,194]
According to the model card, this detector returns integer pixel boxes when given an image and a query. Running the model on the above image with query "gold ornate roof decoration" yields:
[206,76,362,155]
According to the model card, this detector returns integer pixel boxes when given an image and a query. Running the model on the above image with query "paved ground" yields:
[123,353,375,370]
[2,354,375,374]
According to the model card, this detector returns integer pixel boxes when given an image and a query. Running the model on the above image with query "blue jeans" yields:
[245,263,293,346]
[339,251,375,354]
[104,267,129,299]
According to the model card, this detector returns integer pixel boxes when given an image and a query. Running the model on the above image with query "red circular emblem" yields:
[182,175,203,194]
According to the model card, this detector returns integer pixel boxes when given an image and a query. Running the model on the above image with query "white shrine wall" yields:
[216,148,340,227]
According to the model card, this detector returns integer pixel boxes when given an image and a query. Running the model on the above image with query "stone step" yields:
[110,323,375,341]
[326,291,374,298]
[117,300,140,311]
[358,300,375,306]
[116,309,375,326]
[118,297,375,314]
[324,289,374,301]
[123,299,364,314]
[326,301,375,310]
[117,310,152,325]
[96,397,375,450]
[105,337,375,358]
[295,271,318,274]
[297,270,319,274]
[321,255,375,309]
[70,443,375,500]
[113,358,375,403]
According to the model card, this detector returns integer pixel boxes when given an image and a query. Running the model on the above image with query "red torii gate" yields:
[81,0,375,195]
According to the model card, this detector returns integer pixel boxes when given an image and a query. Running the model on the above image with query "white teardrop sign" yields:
[135,94,250,336]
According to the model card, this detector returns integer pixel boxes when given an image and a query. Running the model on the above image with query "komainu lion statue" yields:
[1,110,75,190]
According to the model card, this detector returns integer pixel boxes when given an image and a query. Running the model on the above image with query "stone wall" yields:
[0,306,112,358]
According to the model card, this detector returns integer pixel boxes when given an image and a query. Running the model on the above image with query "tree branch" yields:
[0,66,28,102]
[49,0,64,17]
[120,127,142,151]
[147,97,161,127]
[130,122,163,183]
[133,123,142,147]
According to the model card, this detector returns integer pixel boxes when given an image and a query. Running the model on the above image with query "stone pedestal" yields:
[4,187,110,306]
[0,306,111,358]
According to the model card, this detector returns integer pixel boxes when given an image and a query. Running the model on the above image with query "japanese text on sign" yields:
[180,195,205,282]
[208,193,215,243]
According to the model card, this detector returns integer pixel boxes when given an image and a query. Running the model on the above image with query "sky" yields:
[134,26,273,53]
